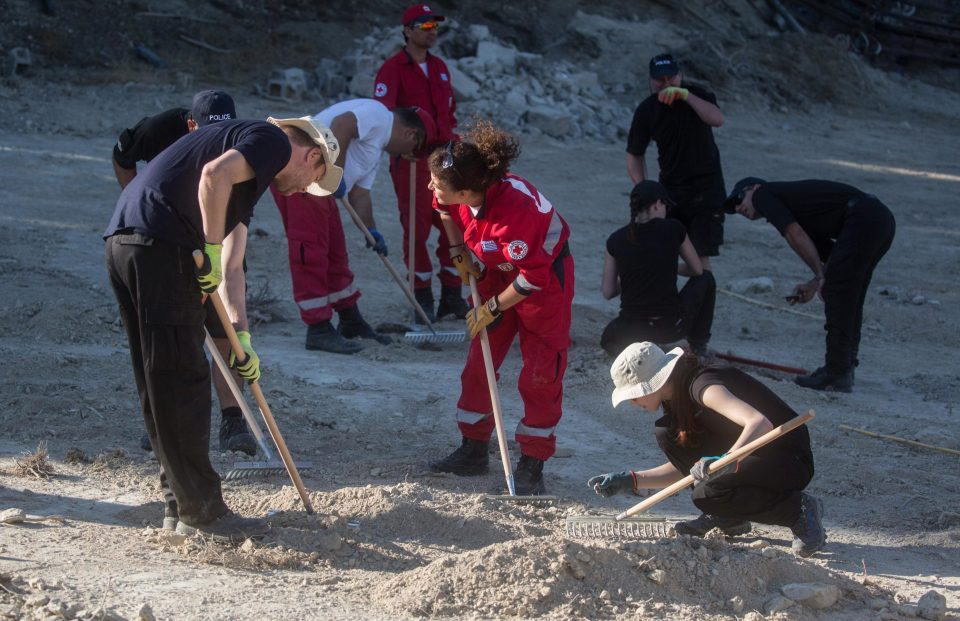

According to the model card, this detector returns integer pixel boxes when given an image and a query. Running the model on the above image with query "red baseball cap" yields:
[413,107,439,152]
[402,4,445,25]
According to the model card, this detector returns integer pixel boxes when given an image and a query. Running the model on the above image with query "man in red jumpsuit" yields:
[374,3,466,322]
[429,163,574,495]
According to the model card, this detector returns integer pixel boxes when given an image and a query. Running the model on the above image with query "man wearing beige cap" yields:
[104,117,339,541]
[269,99,436,354]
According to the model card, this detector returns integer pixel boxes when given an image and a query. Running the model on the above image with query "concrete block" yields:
[267,67,308,100]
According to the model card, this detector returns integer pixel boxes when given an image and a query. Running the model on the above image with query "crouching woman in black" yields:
[588,342,826,557]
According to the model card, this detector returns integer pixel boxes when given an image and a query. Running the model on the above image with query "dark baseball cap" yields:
[403,4,445,25]
[723,177,767,213]
[649,54,680,78]
[630,180,673,211]
[190,90,236,126]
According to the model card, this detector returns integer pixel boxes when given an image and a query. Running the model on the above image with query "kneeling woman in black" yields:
[588,342,826,557]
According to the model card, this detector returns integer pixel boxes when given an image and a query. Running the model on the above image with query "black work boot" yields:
[413,288,437,324]
[794,366,853,393]
[176,510,270,542]
[437,285,469,320]
[790,492,826,557]
[429,437,489,475]
[140,433,153,452]
[305,320,363,354]
[513,454,547,495]
[219,408,256,456]
[337,305,392,344]
[675,513,752,537]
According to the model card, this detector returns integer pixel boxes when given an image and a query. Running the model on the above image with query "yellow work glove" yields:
[658,86,689,106]
[466,296,501,339]
[229,331,261,382]
[449,244,481,286]
[195,242,223,293]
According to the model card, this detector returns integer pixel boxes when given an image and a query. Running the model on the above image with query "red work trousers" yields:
[389,156,460,290]
[456,255,575,461]
[270,187,360,325]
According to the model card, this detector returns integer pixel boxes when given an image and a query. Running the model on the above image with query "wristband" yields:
[630,470,639,492]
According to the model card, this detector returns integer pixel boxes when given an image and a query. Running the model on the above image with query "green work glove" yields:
[230,331,260,382]
[658,86,689,106]
[466,296,501,339]
[587,471,636,497]
[196,242,223,293]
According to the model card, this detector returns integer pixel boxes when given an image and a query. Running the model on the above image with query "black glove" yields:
[690,454,737,484]
[586,471,636,497]
[366,228,388,256]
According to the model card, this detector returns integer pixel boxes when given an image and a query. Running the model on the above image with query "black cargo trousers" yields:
[821,196,896,373]
[105,233,229,524]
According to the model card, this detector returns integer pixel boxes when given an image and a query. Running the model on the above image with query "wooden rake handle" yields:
[713,352,809,376]
[338,195,437,334]
[468,274,515,495]
[616,410,815,521]
[408,160,417,300]
[192,251,314,515]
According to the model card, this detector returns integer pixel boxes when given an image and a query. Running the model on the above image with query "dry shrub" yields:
[14,441,55,480]
[63,448,91,465]
[88,448,130,473]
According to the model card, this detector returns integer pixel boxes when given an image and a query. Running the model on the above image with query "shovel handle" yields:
[616,410,815,521]
[192,250,314,514]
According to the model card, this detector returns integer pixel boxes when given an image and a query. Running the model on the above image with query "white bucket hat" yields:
[267,116,344,196]
[610,342,685,407]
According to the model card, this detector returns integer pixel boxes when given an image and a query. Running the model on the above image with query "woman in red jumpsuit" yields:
[426,120,574,495]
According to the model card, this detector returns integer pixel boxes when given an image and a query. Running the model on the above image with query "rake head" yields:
[485,493,559,506]
[224,461,313,481]
[403,329,465,344]
[565,514,675,539]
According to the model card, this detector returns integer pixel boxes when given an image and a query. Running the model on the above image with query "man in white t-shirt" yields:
[269,99,437,354]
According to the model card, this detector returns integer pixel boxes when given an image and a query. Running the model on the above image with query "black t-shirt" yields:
[752,180,866,262]
[625,83,723,185]
[606,218,686,317]
[113,108,190,170]
[104,120,291,247]
[657,367,812,461]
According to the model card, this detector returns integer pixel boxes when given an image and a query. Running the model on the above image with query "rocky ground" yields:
[1,2,960,620]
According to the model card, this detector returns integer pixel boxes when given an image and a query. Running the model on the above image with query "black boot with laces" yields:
[429,437,489,475]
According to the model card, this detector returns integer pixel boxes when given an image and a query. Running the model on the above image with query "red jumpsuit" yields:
[439,174,574,460]
[374,50,460,291]
[270,186,360,324]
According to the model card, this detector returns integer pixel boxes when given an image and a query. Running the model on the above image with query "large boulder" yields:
[445,60,482,102]
[780,583,841,610]
[523,105,573,138]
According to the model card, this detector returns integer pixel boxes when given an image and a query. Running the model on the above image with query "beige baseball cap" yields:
[267,116,344,196]
[610,342,685,407]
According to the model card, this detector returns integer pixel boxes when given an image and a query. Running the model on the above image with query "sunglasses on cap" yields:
[408,20,440,31]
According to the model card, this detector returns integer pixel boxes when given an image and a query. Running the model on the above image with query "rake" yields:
[203,330,313,481]
[339,195,463,344]
[567,411,815,537]
[566,513,676,539]
[193,251,315,514]
[467,275,558,506]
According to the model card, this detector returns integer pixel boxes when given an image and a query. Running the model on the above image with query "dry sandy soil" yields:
[1,23,960,621]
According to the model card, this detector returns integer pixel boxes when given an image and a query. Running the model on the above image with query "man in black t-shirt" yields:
[104,117,343,540]
[111,90,256,456]
[626,54,727,270]
[112,90,237,189]
[600,181,716,357]
[724,178,896,392]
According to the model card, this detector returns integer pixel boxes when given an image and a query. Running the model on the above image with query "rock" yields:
[575,551,591,564]
[24,595,49,608]
[936,511,960,528]
[269,67,310,100]
[646,569,666,584]
[137,603,156,621]
[899,603,920,617]
[781,582,841,609]
[911,295,926,305]
[467,24,492,42]
[444,61,481,102]
[523,106,572,138]
[743,612,766,621]
[239,538,255,553]
[761,547,779,558]
[0,508,26,524]
[567,561,586,580]
[917,590,946,621]
[764,595,795,614]
[318,531,342,552]
[476,41,519,69]
[729,277,775,294]
[868,598,889,610]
